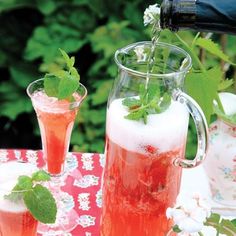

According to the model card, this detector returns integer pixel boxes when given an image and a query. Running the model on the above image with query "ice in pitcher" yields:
[101,98,189,236]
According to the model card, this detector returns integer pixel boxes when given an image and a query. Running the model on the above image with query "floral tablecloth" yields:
[0,149,235,236]
[0,149,104,236]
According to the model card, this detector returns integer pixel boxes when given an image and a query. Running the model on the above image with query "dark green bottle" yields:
[160,0,236,34]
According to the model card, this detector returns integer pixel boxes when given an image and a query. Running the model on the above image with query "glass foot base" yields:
[37,209,78,235]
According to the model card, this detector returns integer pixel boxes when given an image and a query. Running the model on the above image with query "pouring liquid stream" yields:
[145,21,161,88]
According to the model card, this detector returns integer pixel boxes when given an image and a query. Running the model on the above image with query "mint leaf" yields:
[122,97,141,109]
[59,48,71,68]
[159,92,171,112]
[44,74,60,97]
[58,76,79,100]
[23,184,57,224]
[4,175,32,202]
[16,176,33,190]
[69,56,75,68]
[31,170,50,182]
[70,67,80,80]
[123,83,171,124]
[43,48,81,100]
[6,170,57,224]
[125,109,146,121]
[147,84,160,102]
[139,83,146,103]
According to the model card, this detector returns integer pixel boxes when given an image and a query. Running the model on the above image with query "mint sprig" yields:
[5,170,57,224]
[44,48,80,100]
[122,84,171,124]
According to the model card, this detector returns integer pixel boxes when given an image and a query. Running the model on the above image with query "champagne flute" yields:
[27,78,87,234]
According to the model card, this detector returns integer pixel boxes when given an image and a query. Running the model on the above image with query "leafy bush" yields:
[0,0,235,158]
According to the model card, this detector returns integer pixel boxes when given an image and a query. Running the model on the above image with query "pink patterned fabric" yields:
[0,149,103,236]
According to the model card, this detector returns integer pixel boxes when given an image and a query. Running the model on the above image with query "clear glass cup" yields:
[27,78,87,234]
[0,161,38,236]
[100,42,209,236]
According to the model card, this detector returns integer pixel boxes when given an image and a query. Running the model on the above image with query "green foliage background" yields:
[0,0,235,157]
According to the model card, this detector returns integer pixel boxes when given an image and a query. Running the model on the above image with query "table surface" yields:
[0,149,234,236]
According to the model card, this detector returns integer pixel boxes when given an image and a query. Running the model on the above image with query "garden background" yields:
[0,0,236,158]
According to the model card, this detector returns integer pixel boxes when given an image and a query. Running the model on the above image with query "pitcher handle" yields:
[172,89,209,168]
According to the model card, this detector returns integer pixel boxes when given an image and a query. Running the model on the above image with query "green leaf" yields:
[24,25,86,63]
[185,67,221,124]
[219,219,236,236]
[23,184,57,224]
[159,93,171,112]
[59,48,71,68]
[9,63,39,88]
[0,81,33,119]
[31,170,50,182]
[69,56,75,68]
[214,106,236,125]
[122,97,141,109]
[16,176,33,190]
[4,175,32,202]
[125,109,145,121]
[218,79,234,91]
[70,67,80,80]
[36,0,57,15]
[139,83,146,103]
[195,37,235,64]
[147,84,160,102]
[172,224,182,233]
[205,213,236,236]
[58,76,79,99]
[44,74,60,97]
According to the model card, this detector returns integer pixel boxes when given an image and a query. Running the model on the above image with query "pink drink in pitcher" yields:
[101,98,189,236]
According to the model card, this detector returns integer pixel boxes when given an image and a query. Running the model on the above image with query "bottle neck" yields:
[160,0,196,31]
[160,0,236,34]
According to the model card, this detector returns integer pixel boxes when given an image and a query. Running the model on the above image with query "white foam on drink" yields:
[0,161,38,213]
[106,98,189,153]
[219,92,236,115]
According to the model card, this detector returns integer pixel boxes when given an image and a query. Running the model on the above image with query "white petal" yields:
[166,207,174,218]
[178,218,204,233]
[190,208,208,223]
[172,209,187,225]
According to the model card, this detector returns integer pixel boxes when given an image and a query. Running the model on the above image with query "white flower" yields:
[134,45,147,62]
[143,4,160,26]
[166,193,211,235]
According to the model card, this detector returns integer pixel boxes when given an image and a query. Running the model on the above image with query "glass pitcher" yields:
[100,42,208,236]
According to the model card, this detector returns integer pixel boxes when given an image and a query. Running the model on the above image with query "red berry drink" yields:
[30,91,79,175]
[100,98,189,236]
[0,162,38,236]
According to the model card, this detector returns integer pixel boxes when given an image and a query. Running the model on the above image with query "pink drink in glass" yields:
[30,91,80,176]
[0,162,38,236]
